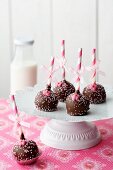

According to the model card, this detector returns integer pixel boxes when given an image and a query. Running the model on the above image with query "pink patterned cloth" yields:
[0,98,113,170]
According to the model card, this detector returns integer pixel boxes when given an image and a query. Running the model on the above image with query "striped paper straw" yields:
[47,57,55,86]
[61,40,65,80]
[91,48,96,85]
[10,95,19,116]
[76,48,82,91]
[10,94,23,135]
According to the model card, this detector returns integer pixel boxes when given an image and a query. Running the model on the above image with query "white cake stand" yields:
[15,85,113,150]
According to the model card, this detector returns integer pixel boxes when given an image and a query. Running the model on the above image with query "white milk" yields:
[10,37,37,93]
[10,61,37,93]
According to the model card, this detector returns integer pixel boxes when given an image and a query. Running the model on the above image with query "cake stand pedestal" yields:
[40,119,101,150]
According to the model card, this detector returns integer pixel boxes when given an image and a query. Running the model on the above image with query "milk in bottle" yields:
[10,37,37,93]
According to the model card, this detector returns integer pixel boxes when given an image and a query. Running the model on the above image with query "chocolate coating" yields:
[83,83,106,104]
[13,140,39,162]
[35,85,58,112]
[66,91,90,116]
[53,80,75,102]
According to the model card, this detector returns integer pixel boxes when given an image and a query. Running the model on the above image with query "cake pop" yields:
[10,95,40,165]
[35,84,58,112]
[53,40,75,102]
[35,57,58,111]
[66,48,90,116]
[13,132,39,165]
[83,49,106,104]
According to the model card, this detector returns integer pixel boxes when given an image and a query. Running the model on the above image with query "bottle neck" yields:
[13,45,34,64]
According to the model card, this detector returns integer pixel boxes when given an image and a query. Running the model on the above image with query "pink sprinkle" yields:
[71,93,80,101]
[57,82,62,87]
[89,83,97,91]
[43,90,51,96]
[20,140,26,146]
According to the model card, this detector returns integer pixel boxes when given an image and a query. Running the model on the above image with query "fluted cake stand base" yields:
[40,120,101,150]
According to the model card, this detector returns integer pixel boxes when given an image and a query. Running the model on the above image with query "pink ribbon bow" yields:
[69,64,85,84]
[40,65,57,83]
[55,57,68,73]
[9,114,30,128]
[85,59,105,76]
[9,114,30,137]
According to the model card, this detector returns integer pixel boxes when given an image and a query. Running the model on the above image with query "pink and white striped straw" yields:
[10,94,22,135]
[47,57,55,86]
[61,40,65,80]
[91,48,96,85]
[76,48,82,91]
[10,95,19,116]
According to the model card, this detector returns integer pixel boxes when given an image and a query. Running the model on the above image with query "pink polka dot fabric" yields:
[0,98,113,170]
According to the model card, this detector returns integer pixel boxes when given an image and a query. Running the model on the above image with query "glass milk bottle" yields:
[10,37,37,93]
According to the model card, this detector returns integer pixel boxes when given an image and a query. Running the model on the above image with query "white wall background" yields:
[0,0,10,98]
[0,0,113,98]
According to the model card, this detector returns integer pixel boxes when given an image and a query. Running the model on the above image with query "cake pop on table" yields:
[53,40,75,102]
[83,49,106,104]
[10,95,40,165]
[66,48,90,116]
[35,57,58,112]
[13,131,39,165]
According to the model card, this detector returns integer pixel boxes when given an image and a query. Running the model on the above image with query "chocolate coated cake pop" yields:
[13,132,39,164]
[35,85,58,112]
[83,83,106,104]
[53,79,75,102]
[66,90,90,116]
